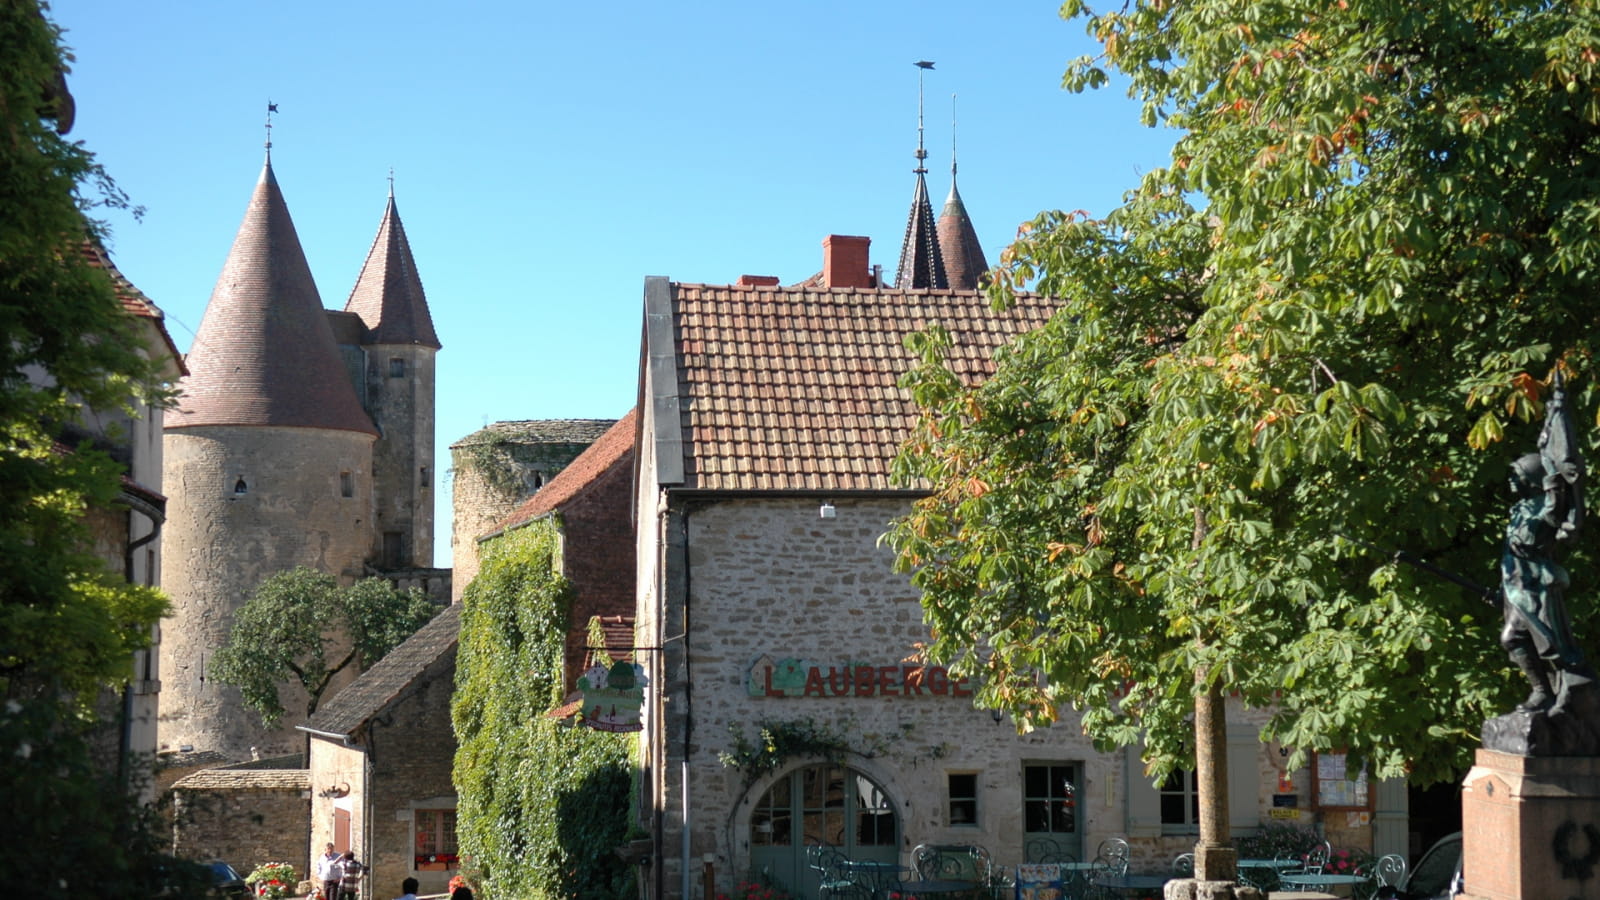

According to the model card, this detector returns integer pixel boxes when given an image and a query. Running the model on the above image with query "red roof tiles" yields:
[663,283,1057,492]
[344,195,440,349]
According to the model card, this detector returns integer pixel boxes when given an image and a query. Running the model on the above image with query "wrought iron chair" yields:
[1025,837,1069,864]
[1171,852,1195,878]
[1303,841,1332,874]
[807,845,859,900]
[1374,853,1407,888]
[1095,838,1130,875]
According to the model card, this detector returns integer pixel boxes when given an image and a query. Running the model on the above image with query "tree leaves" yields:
[887,0,1600,787]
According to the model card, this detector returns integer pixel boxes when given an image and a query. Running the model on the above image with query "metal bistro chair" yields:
[1096,837,1131,875]
[1303,841,1332,874]
[1171,852,1195,878]
[1362,853,1407,900]
[807,845,859,900]
[1025,837,1069,864]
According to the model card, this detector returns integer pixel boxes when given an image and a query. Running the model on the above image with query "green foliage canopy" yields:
[887,0,1600,787]
[212,567,438,727]
[453,522,635,900]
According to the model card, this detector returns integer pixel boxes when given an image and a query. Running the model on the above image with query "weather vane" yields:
[915,61,934,174]
[265,100,279,158]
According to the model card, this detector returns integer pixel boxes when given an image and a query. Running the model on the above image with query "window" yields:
[420,466,430,490]
[1023,763,1077,835]
[340,471,354,498]
[948,772,978,826]
[414,809,457,869]
[383,532,405,568]
[1160,768,1201,833]
[389,357,405,378]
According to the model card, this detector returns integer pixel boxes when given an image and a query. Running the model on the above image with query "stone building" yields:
[448,418,616,601]
[160,155,443,765]
[628,232,1395,900]
[70,242,187,788]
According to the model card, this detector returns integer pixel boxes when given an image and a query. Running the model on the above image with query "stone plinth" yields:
[1162,880,1262,900]
[1460,749,1600,899]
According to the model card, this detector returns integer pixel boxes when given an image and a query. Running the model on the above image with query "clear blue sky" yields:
[55,1,1177,566]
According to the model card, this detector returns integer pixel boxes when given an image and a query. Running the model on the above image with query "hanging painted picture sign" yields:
[578,660,647,732]
[745,655,972,699]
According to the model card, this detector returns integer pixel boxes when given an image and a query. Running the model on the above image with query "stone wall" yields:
[649,495,1297,898]
[308,647,459,898]
[162,425,377,761]
[365,345,436,568]
[172,768,311,877]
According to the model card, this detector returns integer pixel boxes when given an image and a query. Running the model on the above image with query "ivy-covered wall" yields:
[453,522,637,900]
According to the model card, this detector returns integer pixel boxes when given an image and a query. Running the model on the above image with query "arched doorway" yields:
[747,764,899,896]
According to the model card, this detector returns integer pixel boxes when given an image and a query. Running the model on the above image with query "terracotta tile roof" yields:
[584,614,637,667]
[344,194,441,349]
[660,282,1057,492]
[895,171,947,289]
[300,604,459,739]
[79,240,187,375]
[491,409,637,533]
[166,160,376,436]
[937,178,989,291]
[450,418,616,450]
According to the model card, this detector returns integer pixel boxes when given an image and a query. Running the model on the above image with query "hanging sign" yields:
[578,660,648,732]
[745,655,971,699]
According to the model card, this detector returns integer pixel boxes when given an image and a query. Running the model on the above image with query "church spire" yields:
[166,158,376,435]
[345,182,440,348]
[895,61,948,290]
[936,93,988,290]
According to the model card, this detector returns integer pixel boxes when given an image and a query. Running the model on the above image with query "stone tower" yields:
[160,157,439,762]
[344,185,441,570]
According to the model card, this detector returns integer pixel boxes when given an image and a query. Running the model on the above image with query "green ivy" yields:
[718,718,890,784]
[453,523,636,900]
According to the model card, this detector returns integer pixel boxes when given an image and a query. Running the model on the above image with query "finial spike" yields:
[387,166,395,198]
[951,92,958,179]
[264,99,278,160]
[914,60,934,173]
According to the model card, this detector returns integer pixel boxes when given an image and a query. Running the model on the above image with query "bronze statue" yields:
[1485,372,1600,755]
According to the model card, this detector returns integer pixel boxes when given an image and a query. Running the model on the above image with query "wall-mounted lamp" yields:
[992,708,1005,726]
[819,501,836,519]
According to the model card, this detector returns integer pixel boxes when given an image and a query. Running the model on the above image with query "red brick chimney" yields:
[736,275,780,287]
[822,235,873,289]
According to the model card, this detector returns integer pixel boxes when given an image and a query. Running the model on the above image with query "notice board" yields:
[1311,750,1370,811]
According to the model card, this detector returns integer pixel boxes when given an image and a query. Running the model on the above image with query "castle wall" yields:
[366,345,436,569]
[161,425,377,761]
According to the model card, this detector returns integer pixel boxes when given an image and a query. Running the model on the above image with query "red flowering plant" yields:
[245,862,298,900]
[714,879,792,900]
[1322,848,1374,877]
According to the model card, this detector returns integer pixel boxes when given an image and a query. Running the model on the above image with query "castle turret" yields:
[936,169,987,290]
[895,61,948,290]
[161,157,379,761]
[345,186,440,570]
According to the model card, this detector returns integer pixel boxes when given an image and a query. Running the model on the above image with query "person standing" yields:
[316,843,341,900]
[337,851,365,900]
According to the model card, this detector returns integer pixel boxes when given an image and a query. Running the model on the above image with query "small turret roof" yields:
[894,170,948,290]
[166,160,376,436]
[344,193,440,348]
[937,176,988,291]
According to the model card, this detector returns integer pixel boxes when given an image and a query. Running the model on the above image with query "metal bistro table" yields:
[1237,858,1303,890]
[1276,872,1370,897]
[1091,874,1170,897]
[842,859,912,898]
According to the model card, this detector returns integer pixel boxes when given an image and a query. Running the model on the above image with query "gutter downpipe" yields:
[119,496,164,795]
[678,503,692,900]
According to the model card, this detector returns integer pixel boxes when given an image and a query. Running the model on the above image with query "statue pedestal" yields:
[1460,749,1600,899]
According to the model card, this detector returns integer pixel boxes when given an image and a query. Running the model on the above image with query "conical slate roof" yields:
[165,160,376,435]
[344,193,440,348]
[937,176,988,291]
[894,170,947,290]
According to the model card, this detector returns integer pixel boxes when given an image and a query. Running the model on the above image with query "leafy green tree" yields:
[0,3,207,896]
[212,567,439,726]
[888,0,1600,788]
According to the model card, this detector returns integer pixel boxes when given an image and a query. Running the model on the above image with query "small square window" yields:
[389,358,405,378]
[340,471,354,498]
[948,772,978,826]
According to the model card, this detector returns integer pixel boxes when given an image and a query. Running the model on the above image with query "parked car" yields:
[203,862,250,900]
[1377,832,1463,900]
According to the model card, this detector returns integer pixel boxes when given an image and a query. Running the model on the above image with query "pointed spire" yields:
[345,186,440,349]
[166,159,376,435]
[936,94,988,290]
[895,61,948,290]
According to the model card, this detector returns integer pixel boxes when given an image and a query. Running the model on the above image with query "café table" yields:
[842,859,911,898]
[1276,872,1370,897]
[894,879,986,899]
[1237,858,1303,890]
[1091,874,1170,897]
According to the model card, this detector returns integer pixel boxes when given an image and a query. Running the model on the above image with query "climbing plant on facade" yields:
[453,522,635,900]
